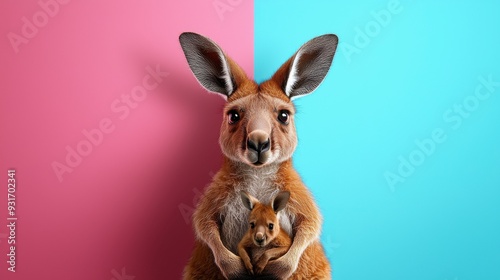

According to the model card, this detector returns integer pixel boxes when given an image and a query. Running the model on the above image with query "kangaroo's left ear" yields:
[271,34,338,100]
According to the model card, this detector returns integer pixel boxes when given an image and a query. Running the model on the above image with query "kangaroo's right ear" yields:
[272,191,290,213]
[240,191,258,211]
[179,32,246,99]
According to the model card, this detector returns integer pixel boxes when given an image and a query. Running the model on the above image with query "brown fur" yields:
[180,33,337,280]
[238,191,291,275]
[236,192,330,280]
[183,160,331,279]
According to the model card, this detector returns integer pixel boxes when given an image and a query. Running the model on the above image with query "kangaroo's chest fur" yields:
[219,164,295,254]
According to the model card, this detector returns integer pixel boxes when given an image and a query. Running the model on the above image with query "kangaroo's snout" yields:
[246,113,271,157]
[246,123,271,165]
[246,133,271,165]
[254,226,266,246]
[247,132,270,154]
[255,232,264,241]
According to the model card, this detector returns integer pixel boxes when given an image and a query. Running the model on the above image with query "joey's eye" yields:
[228,110,240,124]
[268,223,274,230]
[277,110,290,124]
[250,222,255,229]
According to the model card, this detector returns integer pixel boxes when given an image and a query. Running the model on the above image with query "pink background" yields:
[0,0,253,279]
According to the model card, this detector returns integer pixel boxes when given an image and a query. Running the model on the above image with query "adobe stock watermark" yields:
[111,267,135,280]
[323,235,341,254]
[7,0,71,54]
[385,75,499,191]
[213,0,243,21]
[51,65,169,182]
[339,0,403,64]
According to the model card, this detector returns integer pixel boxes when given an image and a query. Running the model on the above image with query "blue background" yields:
[255,1,500,279]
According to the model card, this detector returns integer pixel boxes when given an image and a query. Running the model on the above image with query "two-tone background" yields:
[1,1,499,279]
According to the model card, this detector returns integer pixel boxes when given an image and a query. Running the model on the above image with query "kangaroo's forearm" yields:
[265,246,289,260]
[194,217,232,258]
[284,182,323,237]
[192,197,229,258]
[287,213,322,259]
[287,230,314,259]
[238,242,250,261]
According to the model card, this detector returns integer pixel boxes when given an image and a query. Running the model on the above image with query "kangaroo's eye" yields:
[228,110,240,124]
[250,222,255,229]
[277,110,289,124]
[268,223,274,230]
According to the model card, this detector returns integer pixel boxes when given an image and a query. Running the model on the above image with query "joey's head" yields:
[240,191,290,247]
[179,32,338,167]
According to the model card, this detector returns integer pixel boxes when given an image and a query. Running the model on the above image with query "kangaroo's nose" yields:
[247,133,270,154]
[255,232,264,242]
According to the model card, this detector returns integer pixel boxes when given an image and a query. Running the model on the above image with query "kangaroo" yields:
[238,191,292,276]
[180,32,337,279]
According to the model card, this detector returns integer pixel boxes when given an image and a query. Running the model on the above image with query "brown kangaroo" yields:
[238,191,292,276]
[238,191,329,279]
[179,32,338,279]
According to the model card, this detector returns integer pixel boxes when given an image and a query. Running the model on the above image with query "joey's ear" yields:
[272,191,290,213]
[272,34,338,100]
[240,191,258,211]
[179,32,246,99]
